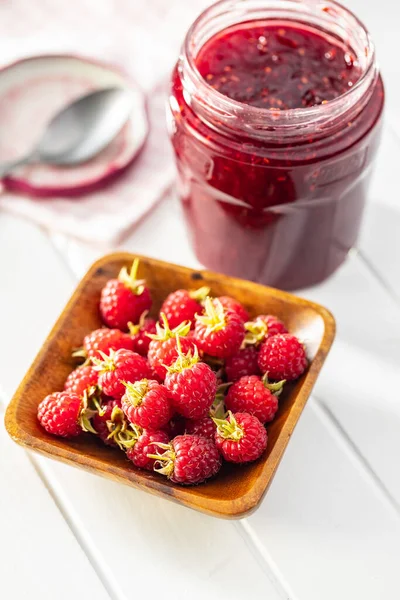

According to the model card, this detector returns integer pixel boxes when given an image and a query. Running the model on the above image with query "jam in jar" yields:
[168,0,384,290]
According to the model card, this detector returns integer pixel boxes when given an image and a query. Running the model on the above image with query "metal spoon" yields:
[0,86,134,178]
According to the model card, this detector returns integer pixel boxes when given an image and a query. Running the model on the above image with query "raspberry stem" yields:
[166,335,199,374]
[118,258,146,295]
[243,318,268,346]
[123,379,149,407]
[71,347,91,366]
[127,310,149,336]
[212,411,244,441]
[147,442,176,477]
[210,383,230,419]
[92,350,117,372]
[196,297,226,333]
[189,286,210,301]
[106,406,138,449]
[78,390,98,434]
[147,312,191,342]
[261,373,286,396]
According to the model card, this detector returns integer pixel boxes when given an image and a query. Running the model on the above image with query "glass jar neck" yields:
[178,0,378,142]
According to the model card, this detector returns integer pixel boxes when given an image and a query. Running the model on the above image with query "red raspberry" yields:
[258,333,307,381]
[81,328,134,360]
[128,313,157,356]
[259,315,288,337]
[217,296,249,322]
[164,343,217,419]
[121,379,172,430]
[214,411,267,463]
[185,416,216,440]
[194,298,245,358]
[149,434,221,485]
[225,346,260,382]
[243,315,289,347]
[100,259,152,330]
[94,349,152,399]
[160,286,209,329]
[37,391,83,437]
[64,366,98,397]
[126,428,170,471]
[92,400,131,448]
[165,336,217,419]
[147,313,194,380]
[225,375,284,423]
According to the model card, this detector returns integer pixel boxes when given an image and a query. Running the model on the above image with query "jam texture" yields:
[196,22,361,109]
[169,20,384,290]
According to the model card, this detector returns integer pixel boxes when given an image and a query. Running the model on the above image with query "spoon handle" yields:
[0,153,34,179]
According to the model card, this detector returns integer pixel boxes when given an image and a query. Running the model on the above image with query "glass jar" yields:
[168,0,384,290]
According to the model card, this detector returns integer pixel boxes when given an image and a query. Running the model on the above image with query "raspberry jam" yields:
[196,23,361,110]
[168,0,384,290]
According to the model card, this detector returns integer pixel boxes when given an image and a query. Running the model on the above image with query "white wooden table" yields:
[1,1,400,598]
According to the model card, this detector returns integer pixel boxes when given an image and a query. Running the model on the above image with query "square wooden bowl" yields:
[5,252,335,518]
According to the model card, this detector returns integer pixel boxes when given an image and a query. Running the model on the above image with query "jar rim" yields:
[180,0,378,137]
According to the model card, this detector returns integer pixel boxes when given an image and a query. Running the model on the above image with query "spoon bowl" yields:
[38,87,134,166]
[0,85,135,177]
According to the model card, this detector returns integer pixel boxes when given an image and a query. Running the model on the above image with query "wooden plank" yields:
[34,454,282,600]
[0,413,110,600]
[303,254,400,507]
[359,126,400,300]
[245,399,400,600]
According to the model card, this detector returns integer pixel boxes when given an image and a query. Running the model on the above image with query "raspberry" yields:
[194,298,245,358]
[225,346,260,382]
[164,342,217,419]
[185,416,216,440]
[149,336,196,381]
[100,259,152,330]
[258,333,307,381]
[94,349,152,399]
[260,315,288,337]
[148,365,164,383]
[121,379,172,430]
[148,434,221,484]
[64,366,98,397]
[217,296,249,322]
[160,286,209,329]
[126,428,170,471]
[81,328,134,360]
[243,315,288,347]
[214,411,267,463]
[37,391,90,438]
[128,313,157,356]
[225,375,284,423]
[147,313,194,380]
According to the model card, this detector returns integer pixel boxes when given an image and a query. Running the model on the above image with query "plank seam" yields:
[27,453,126,600]
[1,390,117,599]
[235,521,296,600]
[357,250,400,304]
[311,396,400,519]
[41,226,80,283]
